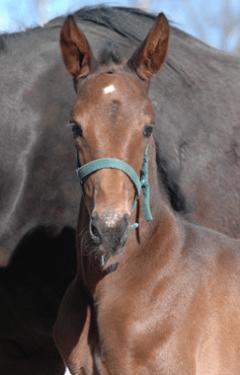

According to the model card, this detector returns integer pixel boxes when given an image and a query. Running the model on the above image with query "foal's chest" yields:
[93,268,189,374]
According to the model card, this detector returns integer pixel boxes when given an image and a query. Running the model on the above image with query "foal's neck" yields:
[77,140,181,290]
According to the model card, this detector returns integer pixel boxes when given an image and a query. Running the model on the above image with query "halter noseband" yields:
[76,148,153,229]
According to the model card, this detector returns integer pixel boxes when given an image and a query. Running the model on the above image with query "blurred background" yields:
[0,0,239,54]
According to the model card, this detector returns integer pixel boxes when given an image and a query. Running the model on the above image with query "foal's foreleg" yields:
[53,277,94,374]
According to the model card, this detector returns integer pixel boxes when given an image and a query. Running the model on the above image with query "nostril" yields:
[89,218,102,244]
[92,223,99,238]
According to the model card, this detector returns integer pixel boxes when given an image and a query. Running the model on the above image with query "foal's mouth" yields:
[98,231,129,254]
[89,214,130,272]
[88,211,130,263]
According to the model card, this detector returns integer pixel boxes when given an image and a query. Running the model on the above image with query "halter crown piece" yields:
[76,147,153,229]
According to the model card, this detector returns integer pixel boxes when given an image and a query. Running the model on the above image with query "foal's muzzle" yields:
[90,212,130,252]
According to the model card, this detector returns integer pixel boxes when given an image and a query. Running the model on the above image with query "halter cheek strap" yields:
[76,148,153,228]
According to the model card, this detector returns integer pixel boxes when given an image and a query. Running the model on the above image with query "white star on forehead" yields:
[103,84,115,94]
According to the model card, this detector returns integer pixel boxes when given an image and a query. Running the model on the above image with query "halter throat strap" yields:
[76,148,153,226]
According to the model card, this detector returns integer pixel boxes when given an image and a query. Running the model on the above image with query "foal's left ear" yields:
[128,13,169,81]
[60,16,96,79]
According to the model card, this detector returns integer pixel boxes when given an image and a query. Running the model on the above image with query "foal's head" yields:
[60,13,169,255]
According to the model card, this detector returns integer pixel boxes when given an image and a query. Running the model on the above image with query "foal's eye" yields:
[143,125,154,138]
[68,122,83,138]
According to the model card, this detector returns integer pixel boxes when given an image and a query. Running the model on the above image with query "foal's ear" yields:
[60,16,96,79]
[128,13,169,80]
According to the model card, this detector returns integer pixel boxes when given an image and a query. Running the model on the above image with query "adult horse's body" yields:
[54,14,240,374]
[1,6,240,260]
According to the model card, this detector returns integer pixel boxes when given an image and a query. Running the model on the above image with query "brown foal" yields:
[54,14,240,374]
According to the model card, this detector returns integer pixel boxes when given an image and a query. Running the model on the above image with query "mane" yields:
[0,5,228,63]
[0,6,156,56]
[98,42,122,65]
[51,6,156,41]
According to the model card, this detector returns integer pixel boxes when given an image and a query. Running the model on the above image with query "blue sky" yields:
[0,0,239,52]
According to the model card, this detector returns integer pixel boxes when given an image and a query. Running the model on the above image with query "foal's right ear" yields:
[60,16,96,79]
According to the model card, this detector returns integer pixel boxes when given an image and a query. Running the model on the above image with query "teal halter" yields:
[76,148,153,228]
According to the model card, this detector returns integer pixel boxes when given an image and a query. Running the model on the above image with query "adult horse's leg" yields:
[53,277,94,374]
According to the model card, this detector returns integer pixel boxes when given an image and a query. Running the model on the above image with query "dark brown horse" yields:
[54,14,240,374]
